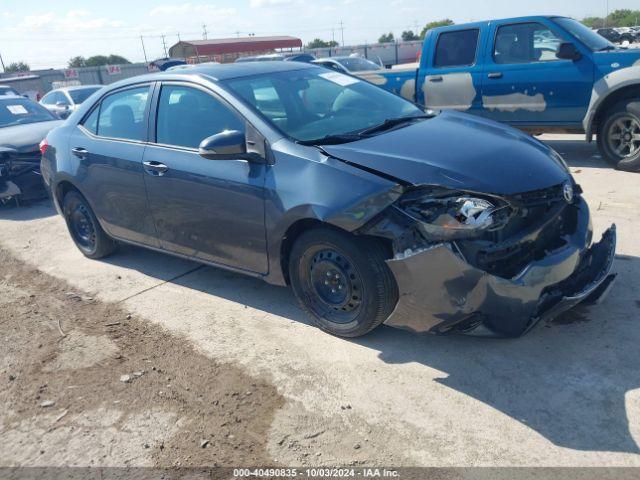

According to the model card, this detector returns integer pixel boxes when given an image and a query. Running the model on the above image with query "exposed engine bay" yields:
[360,182,617,337]
[0,148,45,204]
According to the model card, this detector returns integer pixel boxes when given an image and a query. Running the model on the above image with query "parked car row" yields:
[595,27,640,44]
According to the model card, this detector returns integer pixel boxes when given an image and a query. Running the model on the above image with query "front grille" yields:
[459,183,575,279]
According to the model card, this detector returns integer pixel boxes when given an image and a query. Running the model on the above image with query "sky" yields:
[0,0,638,69]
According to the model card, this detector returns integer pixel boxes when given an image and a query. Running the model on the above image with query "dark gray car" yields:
[41,62,616,338]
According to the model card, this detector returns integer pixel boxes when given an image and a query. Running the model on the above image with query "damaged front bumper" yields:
[382,198,617,337]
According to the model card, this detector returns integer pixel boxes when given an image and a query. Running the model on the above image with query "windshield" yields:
[0,98,56,128]
[336,57,382,72]
[68,87,101,104]
[224,68,423,142]
[552,17,616,51]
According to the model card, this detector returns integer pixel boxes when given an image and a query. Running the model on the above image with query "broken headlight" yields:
[396,188,512,240]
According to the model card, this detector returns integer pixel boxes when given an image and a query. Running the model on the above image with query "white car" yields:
[312,56,383,74]
[40,85,103,119]
[0,85,22,97]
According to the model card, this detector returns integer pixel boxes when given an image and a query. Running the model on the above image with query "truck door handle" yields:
[143,161,168,176]
[487,72,503,79]
[429,76,443,82]
[71,147,88,158]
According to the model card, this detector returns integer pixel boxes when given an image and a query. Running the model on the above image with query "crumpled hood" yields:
[0,120,62,153]
[323,110,570,195]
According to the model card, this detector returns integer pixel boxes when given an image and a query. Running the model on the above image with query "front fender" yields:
[583,65,640,141]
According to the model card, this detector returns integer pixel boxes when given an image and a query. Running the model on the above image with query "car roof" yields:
[56,85,103,92]
[111,61,317,88]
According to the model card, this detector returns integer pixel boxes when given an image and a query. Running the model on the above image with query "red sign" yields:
[106,65,122,75]
[64,69,79,79]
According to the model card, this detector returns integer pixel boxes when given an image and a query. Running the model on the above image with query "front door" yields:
[69,84,159,247]
[143,83,268,274]
[480,20,594,125]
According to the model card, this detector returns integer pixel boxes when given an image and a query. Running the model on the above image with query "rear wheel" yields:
[597,99,640,171]
[62,190,117,259]
[288,227,398,338]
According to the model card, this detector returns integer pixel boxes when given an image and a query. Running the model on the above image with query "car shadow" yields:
[103,242,640,456]
[0,198,57,221]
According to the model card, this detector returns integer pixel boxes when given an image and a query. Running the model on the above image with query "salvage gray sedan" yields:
[41,62,616,338]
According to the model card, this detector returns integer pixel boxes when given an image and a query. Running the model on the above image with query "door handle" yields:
[143,161,169,176]
[429,75,443,82]
[71,147,88,158]
[487,72,503,79]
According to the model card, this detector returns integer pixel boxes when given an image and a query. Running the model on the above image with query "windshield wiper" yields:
[297,133,366,146]
[597,45,617,51]
[358,114,433,136]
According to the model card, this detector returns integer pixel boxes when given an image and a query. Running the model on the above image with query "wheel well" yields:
[594,85,640,135]
[279,218,394,285]
[54,180,80,207]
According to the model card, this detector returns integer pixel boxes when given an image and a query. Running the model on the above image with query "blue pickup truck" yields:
[356,16,640,170]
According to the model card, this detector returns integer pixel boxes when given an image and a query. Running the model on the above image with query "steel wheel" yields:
[606,115,640,158]
[70,203,97,251]
[308,248,363,323]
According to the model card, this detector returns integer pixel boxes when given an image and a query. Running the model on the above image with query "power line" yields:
[161,35,168,58]
[140,36,148,63]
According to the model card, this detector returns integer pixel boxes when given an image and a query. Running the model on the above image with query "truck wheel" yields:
[597,100,640,171]
[288,227,398,338]
[63,190,117,259]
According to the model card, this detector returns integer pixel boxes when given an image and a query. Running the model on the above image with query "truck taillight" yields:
[39,138,48,155]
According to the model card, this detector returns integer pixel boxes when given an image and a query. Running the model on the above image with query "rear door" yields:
[69,84,159,246]
[420,27,485,114]
[142,82,268,273]
[480,20,594,125]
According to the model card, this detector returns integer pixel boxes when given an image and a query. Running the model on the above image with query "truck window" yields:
[494,23,563,64]
[433,29,479,68]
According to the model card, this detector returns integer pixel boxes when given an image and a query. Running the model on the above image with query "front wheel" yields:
[597,99,640,171]
[288,227,398,338]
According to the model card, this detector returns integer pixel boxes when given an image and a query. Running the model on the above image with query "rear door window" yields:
[96,86,150,141]
[155,85,244,149]
[434,29,480,68]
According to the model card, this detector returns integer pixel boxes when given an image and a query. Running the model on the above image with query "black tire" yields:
[288,227,398,338]
[62,190,117,259]
[597,99,640,172]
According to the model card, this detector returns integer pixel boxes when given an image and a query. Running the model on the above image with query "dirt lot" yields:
[0,135,639,469]
[0,248,283,468]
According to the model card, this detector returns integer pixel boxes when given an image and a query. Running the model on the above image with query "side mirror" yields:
[198,130,247,160]
[55,101,69,109]
[556,42,581,61]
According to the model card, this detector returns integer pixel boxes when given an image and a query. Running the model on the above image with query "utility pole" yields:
[0,51,5,72]
[161,35,168,58]
[605,0,609,27]
[235,30,241,38]
[332,28,335,44]
[202,24,208,40]
[339,20,345,46]
[140,36,148,63]
[177,32,181,42]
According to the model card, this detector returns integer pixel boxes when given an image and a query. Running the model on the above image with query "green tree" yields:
[581,16,605,28]
[420,19,454,39]
[106,54,131,65]
[68,56,87,68]
[401,30,420,41]
[306,38,339,49]
[4,61,30,73]
[378,32,395,43]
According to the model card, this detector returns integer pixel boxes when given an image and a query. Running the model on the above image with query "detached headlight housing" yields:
[396,187,512,240]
